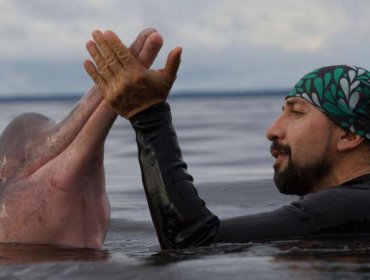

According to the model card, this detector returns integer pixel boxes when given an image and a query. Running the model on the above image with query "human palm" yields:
[84,30,182,118]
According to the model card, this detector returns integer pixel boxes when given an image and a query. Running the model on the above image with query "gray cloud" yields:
[1,0,370,95]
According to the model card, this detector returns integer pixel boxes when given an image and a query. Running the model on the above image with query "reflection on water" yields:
[145,237,370,265]
[5,237,370,279]
[0,243,109,265]
[274,238,370,274]
[144,238,370,277]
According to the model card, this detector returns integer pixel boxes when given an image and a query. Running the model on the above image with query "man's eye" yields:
[291,110,303,115]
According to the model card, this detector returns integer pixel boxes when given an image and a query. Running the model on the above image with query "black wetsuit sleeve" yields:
[130,102,220,249]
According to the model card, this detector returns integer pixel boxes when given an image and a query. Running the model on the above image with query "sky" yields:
[1,0,370,96]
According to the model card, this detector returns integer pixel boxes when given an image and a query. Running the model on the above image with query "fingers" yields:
[136,32,163,68]
[85,40,115,86]
[162,47,183,83]
[85,40,108,75]
[103,30,140,70]
[85,29,144,92]
[129,28,158,57]
[92,30,123,75]
[83,55,106,90]
[84,29,181,117]
[86,29,162,82]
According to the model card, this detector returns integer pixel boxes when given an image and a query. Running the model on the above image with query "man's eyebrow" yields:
[282,100,294,110]
[282,99,307,111]
[286,99,307,107]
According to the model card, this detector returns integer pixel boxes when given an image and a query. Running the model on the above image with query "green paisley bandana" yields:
[288,65,370,140]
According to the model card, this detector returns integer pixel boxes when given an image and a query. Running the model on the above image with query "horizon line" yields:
[0,89,288,102]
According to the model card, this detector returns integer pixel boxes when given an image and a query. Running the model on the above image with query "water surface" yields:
[1,95,369,279]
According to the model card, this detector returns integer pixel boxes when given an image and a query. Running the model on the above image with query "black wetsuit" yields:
[130,102,370,250]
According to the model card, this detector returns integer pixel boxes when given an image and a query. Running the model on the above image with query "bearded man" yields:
[85,30,370,249]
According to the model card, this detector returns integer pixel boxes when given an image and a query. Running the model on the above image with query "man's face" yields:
[265,97,338,196]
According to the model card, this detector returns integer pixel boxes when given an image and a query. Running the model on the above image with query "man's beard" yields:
[271,141,332,196]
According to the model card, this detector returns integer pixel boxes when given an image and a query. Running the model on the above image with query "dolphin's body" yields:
[0,89,115,248]
[0,28,163,249]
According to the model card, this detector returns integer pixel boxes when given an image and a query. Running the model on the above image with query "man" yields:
[85,30,370,249]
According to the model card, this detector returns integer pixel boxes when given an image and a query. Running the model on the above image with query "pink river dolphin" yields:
[0,29,162,249]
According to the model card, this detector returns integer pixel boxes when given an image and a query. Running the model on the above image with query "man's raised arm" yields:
[84,30,220,249]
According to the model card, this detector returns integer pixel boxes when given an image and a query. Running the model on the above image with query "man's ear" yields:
[337,129,365,152]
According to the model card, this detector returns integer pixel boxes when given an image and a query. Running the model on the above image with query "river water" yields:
[1,94,370,279]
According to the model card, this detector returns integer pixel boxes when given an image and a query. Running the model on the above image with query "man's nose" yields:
[265,114,286,141]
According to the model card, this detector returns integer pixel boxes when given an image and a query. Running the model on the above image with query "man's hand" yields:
[84,30,182,118]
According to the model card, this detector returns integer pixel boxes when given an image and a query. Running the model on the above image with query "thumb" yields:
[162,47,182,83]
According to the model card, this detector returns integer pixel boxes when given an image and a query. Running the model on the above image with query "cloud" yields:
[1,0,370,94]
[150,0,349,52]
[0,0,146,60]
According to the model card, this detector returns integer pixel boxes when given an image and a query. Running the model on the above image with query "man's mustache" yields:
[270,141,291,156]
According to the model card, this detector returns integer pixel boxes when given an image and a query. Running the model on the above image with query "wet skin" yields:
[0,29,163,249]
